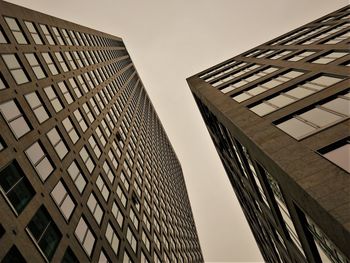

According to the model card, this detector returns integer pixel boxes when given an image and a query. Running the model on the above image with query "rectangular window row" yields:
[220,66,278,94]
[249,75,344,116]
[2,16,123,48]
[276,91,349,140]
[233,70,304,102]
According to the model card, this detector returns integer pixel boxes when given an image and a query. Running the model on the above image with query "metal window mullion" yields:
[6,112,23,123]
[317,105,348,118]
[281,92,298,101]
[294,115,321,129]
[5,176,24,194]
[37,221,51,243]
[34,154,46,167]
[58,191,68,207]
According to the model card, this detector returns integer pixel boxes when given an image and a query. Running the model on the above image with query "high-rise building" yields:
[188,5,349,263]
[0,2,203,262]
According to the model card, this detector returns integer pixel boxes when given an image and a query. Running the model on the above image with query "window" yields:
[87,193,104,225]
[62,29,72,45]
[123,252,133,263]
[98,250,110,263]
[305,215,348,262]
[79,146,95,173]
[112,201,124,227]
[2,246,26,263]
[250,75,344,116]
[325,31,350,44]
[52,27,64,45]
[65,52,77,70]
[82,103,94,123]
[61,247,78,263]
[44,85,63,112]
[62,117,79,144]
[95,126,106,146]
[4,17,28,44]
[69,77,81,98]
[67,161,87,194]
[0,99,31,139]
[25,141,54,181]
[116,185,127,207]
[141,251,150,263]
[276,92,350,139]
[129,208,139,230]
[47,127,68,160]
[88,135,101,159]
[73,109,87,132]
[220,66,277,93]
[319,138,350,172]
[143,214,151,232]
[51,180,75,220]
[96,175,110,201]
[0,136,6,152]
[108,150,119,170]
[27,206,62,261]
[120,171,130,191]
[24,21,43,44]
[1,54,29,84]
[105,222,120,255]
[233,70,304,102]
[142,230,150,252]
[54,52,69,72]
[0,161,35,214]
[0,26,8,43]
[211,64,260,88]
[57,81,73,104]
[74,217,95,257]
[312,51,348,64]
[269,50,293,60]
[24,53,46,79]
[287,51,316,61]
[42,52,58,75]
[25,92,49,123]
[39,24,55,45]
[126,227,137,253]
[103,161,115,184]
[0,73,7,90]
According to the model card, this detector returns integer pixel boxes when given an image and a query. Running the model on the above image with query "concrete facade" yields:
[0,2,203,262]
[188,5,349,263]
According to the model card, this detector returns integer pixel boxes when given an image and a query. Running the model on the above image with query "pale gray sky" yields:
[7,0,348,262]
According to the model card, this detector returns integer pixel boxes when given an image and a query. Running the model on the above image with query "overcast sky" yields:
[7,0,349,262]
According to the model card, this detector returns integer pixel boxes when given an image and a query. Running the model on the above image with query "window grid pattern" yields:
[0,3,203,262]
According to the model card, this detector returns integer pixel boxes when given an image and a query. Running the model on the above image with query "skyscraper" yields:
[0,1,203,262]
[188,5,349,263]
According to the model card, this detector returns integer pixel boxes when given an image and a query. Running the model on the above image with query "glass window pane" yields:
[277,118,316,139]
[322,98,350,116]
[61,196,75,220]
[75,218,87,242]
[286,87,314,99]
[323,143,350,172]
[51,181,65,204]
[0,161,35,214]
[83,230,95,256]
[0,100,21,120]
[312,76,343,87]
[9,117,31,138]
[300,108,342,127]
[11,69,29,84]
[36,157,54,181]
[268,95,295,108]
[251,103,276,116]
